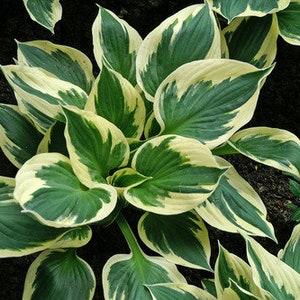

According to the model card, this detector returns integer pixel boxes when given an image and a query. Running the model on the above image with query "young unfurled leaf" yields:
[86,65,146,141]
[196,157,276,240]
[1,65,88,121]
[278,223,300,273]
[246,235,300,299]
[22,0,62,33]
[14,153,118,227]
[222,14,278,68]
[146,283,217,300]
[23,249,95,300]
[17,40,95,93]
[138,211,212,270]
[124,135,227,215]
[0,104,43,168]
[228,127,300,179]
[63,107,130,187]
[103,252,187,300]
[136,4,221,101]
[277,0,300,45]
[154,59,273,149]
[92,5,142,85]
[207,0,290,22]
[215,244,266,299]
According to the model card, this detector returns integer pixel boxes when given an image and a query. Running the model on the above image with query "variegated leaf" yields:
[0,178,91,256]
[17,40,95,94]
[0,104,43,168]
[138,210,212,270]
[215,244,266,299]
[228,127,300,179]
[154,59,273,149]
[15,94,55,134]
[0,176,15,203]
[201,278,217,297]
[92,5,142,85]
[37,121,68,156]
[103,252,186,300]
[196,157,276,240]
[277,0,300,45]
[22,0,62,33]
[124,135,227,215]
[146,283,217,300]
[136,4,221,101]
[207,0,290,22]
[63,107,130,188]
[1,65,88,121]
[246,235,300,299]
[222,14,278,68]
[23,249,95,299]
[278,223,300,273]
[14,152,118,227]
[85,65,146,141]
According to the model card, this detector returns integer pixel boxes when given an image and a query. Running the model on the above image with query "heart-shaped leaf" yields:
[14,152,118,227]
[124,135,227,214]
[23,249,95,299]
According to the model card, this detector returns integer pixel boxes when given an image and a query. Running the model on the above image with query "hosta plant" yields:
[1,2,300,299]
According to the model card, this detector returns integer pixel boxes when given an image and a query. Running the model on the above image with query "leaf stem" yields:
[116,213,144,260]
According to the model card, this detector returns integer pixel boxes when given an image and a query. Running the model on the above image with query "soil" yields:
[0,1,299,299]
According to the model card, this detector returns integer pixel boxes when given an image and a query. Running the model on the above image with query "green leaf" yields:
[0,104,43,168]
[146,283,217,300]
[138,211,212,270]
[222,14,278,68]
[228,127,300,179]
[197,157,276,240]
[278,223,300,273]
[277,0,300,45]
[85,65,146,141]
[92,5,142,85]
[246,235,300,299]
[154,60,273,149]
[136,4,221,101]
[103,252,187,300]
[23,249,95,299]
[124,135,227,215]
[63,107,130,187]
[1,65,88,121]
[207,0,290,22]
[14,152,118,227]
[201,279,217,297]
[215,244,266,299]
[17,40,95,94]
[22,0,62,33]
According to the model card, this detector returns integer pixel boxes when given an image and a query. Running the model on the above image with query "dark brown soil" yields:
[0,1,299,299]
